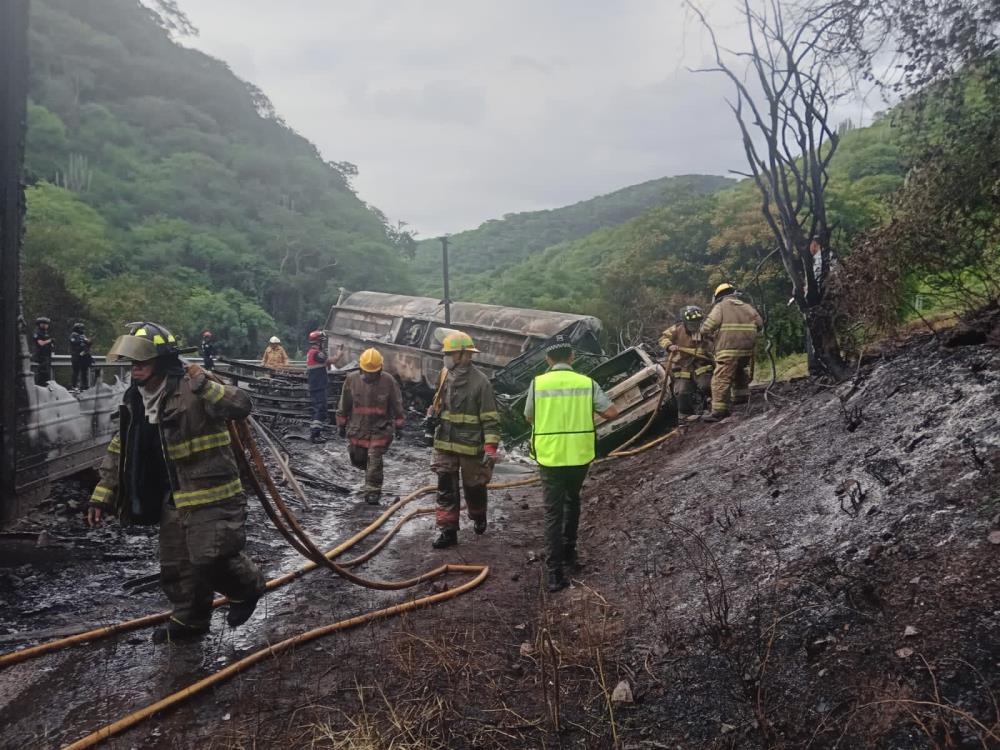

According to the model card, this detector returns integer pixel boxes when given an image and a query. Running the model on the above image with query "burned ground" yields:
[0,322,998,749]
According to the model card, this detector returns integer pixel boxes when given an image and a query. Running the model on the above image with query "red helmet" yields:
[308,330,325,342]
[202,330,213,338]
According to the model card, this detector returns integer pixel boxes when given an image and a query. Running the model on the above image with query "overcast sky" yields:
[175,1,877,237]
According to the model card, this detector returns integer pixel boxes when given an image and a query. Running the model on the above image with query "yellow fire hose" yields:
[0,421,673,748]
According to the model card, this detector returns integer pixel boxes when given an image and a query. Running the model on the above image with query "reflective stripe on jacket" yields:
[701,297,763,361]
[306,346,328,391]
[530,369,596,467]
[89,370,252,517]
[337,371,405,448]
[658,323,714,377]
[432,364,500,456]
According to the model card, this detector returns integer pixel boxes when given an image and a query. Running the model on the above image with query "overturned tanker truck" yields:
[324,291,674,455]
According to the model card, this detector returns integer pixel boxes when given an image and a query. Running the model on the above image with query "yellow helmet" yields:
[713,282,736,299]
[436,328,480,353]
[359,347,384,372]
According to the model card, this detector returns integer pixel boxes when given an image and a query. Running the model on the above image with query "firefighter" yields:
[200,330,216,371]
[86,322,265,644]
[306,330,329,443]
[658,306,714,420]
[69,322,93,392]
[32,316,53,386]
[261,336,289,369]
[700,283,763,422]
[336,347,405,505]
[428,329,500,549]
[524,336,619,592]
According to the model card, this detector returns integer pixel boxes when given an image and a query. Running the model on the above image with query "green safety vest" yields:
[530,369,596,467]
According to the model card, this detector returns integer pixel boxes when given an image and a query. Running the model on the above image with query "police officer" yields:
[33,316,53,386]
[200,330,216,371]
[69,322,92,392]
[524,336,619,592]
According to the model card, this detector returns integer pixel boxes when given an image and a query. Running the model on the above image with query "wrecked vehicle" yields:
[1,348,129,524]
[324,291,604,390]
[323,292,673,456]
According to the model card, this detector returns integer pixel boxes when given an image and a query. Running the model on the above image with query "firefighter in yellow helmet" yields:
[427,329,500,549]
[700,283,763,421]
[336,347,405,505]
[87,322,265,644]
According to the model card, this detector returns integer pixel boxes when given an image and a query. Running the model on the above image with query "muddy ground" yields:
[1,321,998,749]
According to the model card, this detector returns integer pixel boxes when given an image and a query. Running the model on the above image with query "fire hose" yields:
[0,420,674,748]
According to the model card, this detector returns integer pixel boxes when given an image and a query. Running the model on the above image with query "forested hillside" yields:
[23,0,414,356]
[410,174,732,295]
[432,120,905,357]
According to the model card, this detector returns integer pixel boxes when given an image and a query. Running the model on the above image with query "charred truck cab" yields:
[323,292,674,456]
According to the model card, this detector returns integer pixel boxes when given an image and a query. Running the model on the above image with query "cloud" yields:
[175,1,873,237]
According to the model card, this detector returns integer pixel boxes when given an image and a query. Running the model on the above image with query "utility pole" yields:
[439,236,451,325]
[0,0,29,519]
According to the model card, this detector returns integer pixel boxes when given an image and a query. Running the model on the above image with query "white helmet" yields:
[269,336,281,344]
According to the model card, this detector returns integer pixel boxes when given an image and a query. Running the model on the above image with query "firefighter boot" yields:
[152,619,210,645]
[310,426,325,443]
[675,389,696,419]
[226,592,261,627]
[547,568,569,593]
[432,529,458,549]
[703,411,730,423]
[364,490,381,506]
[465,485,489,535]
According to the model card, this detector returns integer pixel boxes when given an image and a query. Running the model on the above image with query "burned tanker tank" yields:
[323,292,674,454]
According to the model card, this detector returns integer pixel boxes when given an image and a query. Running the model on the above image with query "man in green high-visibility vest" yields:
[524,336,619,592]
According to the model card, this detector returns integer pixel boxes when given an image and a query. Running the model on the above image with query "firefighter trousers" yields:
[431,449,493,530]
[672,372,712,416]
[348,442,388,494]
[710,357,752,414]
[309,388,328,429]
[159,497,266,630]
[539,464,590,572]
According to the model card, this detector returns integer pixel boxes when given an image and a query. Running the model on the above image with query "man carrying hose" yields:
[524,335,619,592]
[428,330,500,549]
[337,347,405,505]
[86,322,266,644]
[658,305,714,420]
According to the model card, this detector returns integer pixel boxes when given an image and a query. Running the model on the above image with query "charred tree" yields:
[690,0,851,380]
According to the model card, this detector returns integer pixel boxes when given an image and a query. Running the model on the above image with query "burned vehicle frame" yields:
[324,292,675,456]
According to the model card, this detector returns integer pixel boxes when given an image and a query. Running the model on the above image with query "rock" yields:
[430,580,449,594]
[720,723,737,734]
[527,551,539,563]
[520,502,530,510]
[988,531,1000,545]
[903,625,919,638]
[896,647,914,659]
[519,642,535,657]
[510,572,520,582]
[611,680,633,704]
[909,576,921,585]
[35,531,52,548]
[866,543,884,563]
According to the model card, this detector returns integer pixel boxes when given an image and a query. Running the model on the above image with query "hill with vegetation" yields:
[410,174,733,296]
[437,120,905,358]
[22,0,415,356]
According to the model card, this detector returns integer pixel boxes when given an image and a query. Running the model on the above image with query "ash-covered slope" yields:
[584,323,1000,747]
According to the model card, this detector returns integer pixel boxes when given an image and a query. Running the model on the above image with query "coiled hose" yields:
[1,421,674,749]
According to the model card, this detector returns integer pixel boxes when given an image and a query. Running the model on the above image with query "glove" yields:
[338,425,347,438]
[482,444,498,466]
[186,363,207,393]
